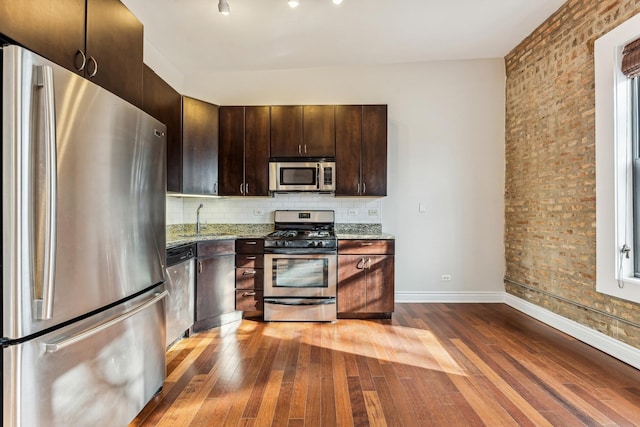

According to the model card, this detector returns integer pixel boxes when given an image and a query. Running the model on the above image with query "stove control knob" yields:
[317,241,324,248]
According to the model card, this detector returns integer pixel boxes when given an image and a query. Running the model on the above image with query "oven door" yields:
[264,253,337,298]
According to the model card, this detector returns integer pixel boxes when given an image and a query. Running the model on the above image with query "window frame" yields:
[595,14,640,303]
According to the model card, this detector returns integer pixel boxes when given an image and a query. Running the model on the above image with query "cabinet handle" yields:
[240,183,244,195]
[198,261,203,274]
[245,241,257,245]
[87,56,98,78]
[304,144,307,154]
[356,257,366,269]
[245,256,257,260]
[365,257,371,269]
[356,183,360,194]
[242,270,256,275]
[245,183,249,194]
[360,242,373,246]
[362,182,366,194]
[298,144,302,154]
[242,292,256,297]
[75,50,87,72]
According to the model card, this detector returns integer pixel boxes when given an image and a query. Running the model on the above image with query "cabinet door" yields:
[270,106,303,157]
[365,255,394,313]
[303,105,335,157]
[244,106,271,196]
[85,0,143,107]
[219,106,245,196]
[195,255,236,323]
[335,105,362,196]
[142,65,183,192]
[361,105,387,196]
[337,255,368,313]
[0,0,85,73]
[182,97,219,195]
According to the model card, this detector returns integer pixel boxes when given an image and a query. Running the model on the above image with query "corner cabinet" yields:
[0,0,143,107]
[337,239,395,318]
[181,97,220,195]
[335,105,388,196]
[219,106,270,196]
[142,65,182,192]
[270,105,335,158]
[194,240,239,332]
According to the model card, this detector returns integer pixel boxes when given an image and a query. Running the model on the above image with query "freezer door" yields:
[3,289,167,427]
[2,45,167,340]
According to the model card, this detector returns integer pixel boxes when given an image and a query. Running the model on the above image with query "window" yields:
[595,15,640,303]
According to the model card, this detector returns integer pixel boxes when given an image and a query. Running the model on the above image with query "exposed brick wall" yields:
[505,0,640,349]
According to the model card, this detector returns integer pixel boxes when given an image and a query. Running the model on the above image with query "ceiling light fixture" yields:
[218,0,230,15]
[217,0,343,14]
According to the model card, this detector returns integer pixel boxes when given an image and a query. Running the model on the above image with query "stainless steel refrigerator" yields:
[2,45,167,427]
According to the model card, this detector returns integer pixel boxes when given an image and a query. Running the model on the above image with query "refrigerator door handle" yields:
[31,65,58,321]
[44,290,168,353]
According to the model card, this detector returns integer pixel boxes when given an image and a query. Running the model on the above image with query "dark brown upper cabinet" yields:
[219,106,270,196]
[270,105,335,158]
[335,105,387,196]
[303,105,335,157]
[142,65,182,192]
[270,106,302,158]
[0,0,143,107]
[181,97,219,195]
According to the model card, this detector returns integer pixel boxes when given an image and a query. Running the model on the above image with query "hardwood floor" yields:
[131,304,640,426]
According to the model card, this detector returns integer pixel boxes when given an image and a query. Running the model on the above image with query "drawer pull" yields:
[242,270,256,275]
[245,241,257,245]
[242,291,256,297]
[361,242,373,246]
[245,256,257,260]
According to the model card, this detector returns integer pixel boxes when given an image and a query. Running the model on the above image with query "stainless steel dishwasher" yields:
[165,243,196,347]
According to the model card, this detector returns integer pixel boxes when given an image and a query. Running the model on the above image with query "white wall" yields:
[176,60,506,297]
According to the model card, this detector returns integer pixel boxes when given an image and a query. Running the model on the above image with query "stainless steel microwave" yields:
[269,160,336,192]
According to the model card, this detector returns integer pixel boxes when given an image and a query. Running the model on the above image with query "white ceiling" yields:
[122,0,566,73]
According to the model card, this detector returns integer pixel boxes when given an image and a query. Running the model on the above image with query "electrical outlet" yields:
[441,274,452,281]
[368,209,379,217]
[347,209,358,216]
[253,209,264,216]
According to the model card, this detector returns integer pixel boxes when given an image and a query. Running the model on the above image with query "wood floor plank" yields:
[131,304,640,427]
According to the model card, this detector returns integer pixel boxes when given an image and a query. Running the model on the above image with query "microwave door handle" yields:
[317,165,320,190]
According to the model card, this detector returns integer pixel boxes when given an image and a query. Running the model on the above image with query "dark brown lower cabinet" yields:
[194,240,239,331]
[235,239,264,317]
[337,239,395,318]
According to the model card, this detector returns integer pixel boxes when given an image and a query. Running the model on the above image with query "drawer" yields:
[236,239,264,254]
[236,254,264,268]
[235,268,264,290]
[197,240,235,257]
[338,239,395,255]
[236,290,263,311]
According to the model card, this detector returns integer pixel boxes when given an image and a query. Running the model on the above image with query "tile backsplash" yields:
[166,194,383,225]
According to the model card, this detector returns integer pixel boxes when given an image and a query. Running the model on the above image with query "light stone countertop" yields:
[166,223,394,248]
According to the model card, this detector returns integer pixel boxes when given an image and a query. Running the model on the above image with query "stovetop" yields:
[265,210,337,251]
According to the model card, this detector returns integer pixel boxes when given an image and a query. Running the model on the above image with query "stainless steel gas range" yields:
[263,210,337,322]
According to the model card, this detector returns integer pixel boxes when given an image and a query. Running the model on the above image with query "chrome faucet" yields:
[196,203,204,234]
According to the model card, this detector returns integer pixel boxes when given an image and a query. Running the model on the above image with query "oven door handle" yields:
[264,298,335,306]
[264,249,337,255]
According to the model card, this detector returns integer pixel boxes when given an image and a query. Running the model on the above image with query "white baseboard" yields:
[394,291,640,370]
[503,293,640,371]
[395,291,505,303]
